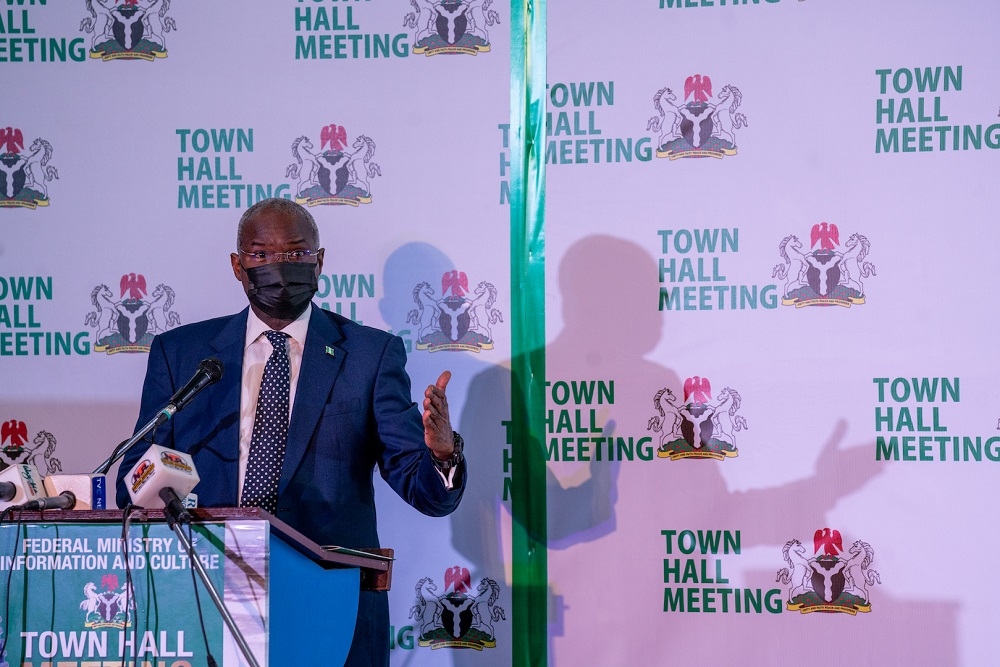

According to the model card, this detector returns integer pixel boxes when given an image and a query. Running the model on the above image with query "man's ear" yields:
[230,253,244,281]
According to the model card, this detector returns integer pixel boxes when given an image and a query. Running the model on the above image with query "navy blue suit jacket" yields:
[115,306,465,548]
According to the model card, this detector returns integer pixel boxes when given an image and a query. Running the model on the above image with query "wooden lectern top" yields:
[8,506,394,591]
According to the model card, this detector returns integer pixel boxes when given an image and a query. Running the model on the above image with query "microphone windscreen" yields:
[0,464,44,510]
[200,357,224,381]
[125,444,200,509]
[43,474,107,510]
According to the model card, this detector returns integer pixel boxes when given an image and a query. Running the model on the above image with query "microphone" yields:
[43,474,107,510]
[0,463,44,510]
[159,487,192,527]
[124,444,200,509]
[94,358,224,475]
[19,490,76,511]
[159,357,224,424]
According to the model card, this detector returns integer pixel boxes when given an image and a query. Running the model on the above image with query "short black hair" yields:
[237,198,319,249]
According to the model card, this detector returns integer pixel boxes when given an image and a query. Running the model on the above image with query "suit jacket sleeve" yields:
[373,335,465,517]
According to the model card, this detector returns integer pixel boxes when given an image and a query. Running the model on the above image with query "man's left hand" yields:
[423,370,454,460]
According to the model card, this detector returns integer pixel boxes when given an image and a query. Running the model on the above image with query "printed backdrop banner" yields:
[2,1,999,665]
[540,1,1000,666]
[0,519,259,667]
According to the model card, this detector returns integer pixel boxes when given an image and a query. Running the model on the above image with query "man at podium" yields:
[115,197,467,666]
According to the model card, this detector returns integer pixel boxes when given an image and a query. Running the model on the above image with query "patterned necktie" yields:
[240,330,291,514]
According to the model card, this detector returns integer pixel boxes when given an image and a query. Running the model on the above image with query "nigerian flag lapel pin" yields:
[325,346,336,357]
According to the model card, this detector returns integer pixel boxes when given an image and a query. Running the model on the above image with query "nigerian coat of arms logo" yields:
[407,271,503,352]
[776,528,882,615]
[648,376,748,460]
[84,273,181,354]
[286,124,381,207]
[80,0,177,61]
[0,420,63,476]
[646,74,748,159]
[0,127,59,209]
[403,0,500,56]
[409,567,506,650]
[80,574,135,629]
[772,223,876,307]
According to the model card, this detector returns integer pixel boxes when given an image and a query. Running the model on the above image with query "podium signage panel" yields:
[0,519,268,667]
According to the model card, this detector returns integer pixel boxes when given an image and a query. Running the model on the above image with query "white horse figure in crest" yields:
[85,285,122,341]
[406,282,443,341]
[145,284,180,333]
[776,539,813,602]
[142,0,176,52]
[346,136,381,197]
[648,387,683,449]
[409,577,444,638]
[22,139,59,199]
[840,233,876,297]
[286,136,323,197]
[112,580,136,622]
[842,540,881,604]
[712,387,748,450]
[80,0,114,51]
[30,431,63,475]
[772,235,810,298]
[468,281,503,341]
[471,579,506,640]
[80,583,102,617]
[466,0,501,45]
[647,87,684,149]
[709,84,749,147]
[403,0,438,44]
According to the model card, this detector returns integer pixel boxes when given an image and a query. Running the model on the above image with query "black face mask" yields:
[242,261,318,320]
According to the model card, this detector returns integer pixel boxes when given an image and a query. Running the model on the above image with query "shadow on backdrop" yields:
[461,235,957,666]
[378,242,498,666]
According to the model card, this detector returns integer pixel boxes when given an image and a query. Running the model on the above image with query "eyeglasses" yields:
[239,249,321,264]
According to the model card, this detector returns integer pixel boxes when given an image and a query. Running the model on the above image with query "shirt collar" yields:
[244,303,312,350]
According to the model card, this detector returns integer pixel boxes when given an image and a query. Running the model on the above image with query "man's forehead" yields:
[240,211,314,244]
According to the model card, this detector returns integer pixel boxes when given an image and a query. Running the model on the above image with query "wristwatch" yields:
[432,432,465,472]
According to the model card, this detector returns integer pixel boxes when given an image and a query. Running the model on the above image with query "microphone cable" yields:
[0,506,24,665]
[122,504,218,667]
[100,435,153,477]
[117,429,160,667]
[120,504,141,667]
[185,522,219,667]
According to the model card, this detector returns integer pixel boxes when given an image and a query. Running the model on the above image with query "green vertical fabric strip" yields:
[509,0,547,664]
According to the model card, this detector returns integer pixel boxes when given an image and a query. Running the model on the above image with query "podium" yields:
[0,508,393,667]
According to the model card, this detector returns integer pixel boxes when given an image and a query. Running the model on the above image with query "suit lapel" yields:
[207,309,248,505]
[280,308,345,495]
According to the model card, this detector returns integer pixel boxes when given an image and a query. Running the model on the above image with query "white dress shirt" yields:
[237,305,311,501]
